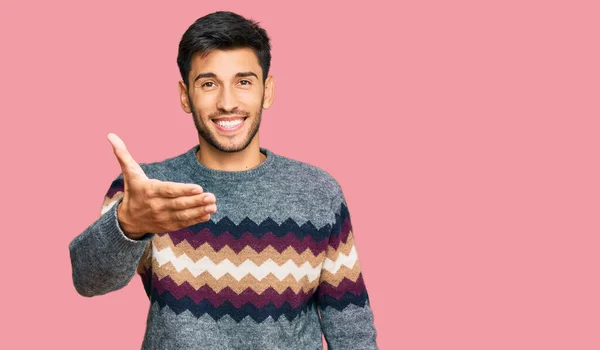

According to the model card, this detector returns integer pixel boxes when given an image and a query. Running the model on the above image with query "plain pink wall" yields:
[2,0,599,348]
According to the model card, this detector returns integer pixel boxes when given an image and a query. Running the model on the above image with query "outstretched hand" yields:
[107,133,217,239]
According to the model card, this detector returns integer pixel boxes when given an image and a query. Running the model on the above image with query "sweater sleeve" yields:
[69,176,153,297]
[316,190,378,350]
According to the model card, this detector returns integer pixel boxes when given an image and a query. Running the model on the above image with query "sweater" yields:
[69,144,378,350]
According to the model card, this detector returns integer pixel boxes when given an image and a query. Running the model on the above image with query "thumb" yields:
[107,133,148,181]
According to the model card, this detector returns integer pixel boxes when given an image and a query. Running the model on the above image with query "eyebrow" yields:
[193,71,259,82]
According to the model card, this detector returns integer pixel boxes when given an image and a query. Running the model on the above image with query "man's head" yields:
[177,11,274,153]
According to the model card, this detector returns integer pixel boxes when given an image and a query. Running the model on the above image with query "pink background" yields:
[2,0,599,348]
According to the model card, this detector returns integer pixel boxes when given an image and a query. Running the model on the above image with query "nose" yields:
[216,84,239,112]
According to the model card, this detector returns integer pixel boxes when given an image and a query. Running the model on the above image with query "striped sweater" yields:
[69,145,378,349]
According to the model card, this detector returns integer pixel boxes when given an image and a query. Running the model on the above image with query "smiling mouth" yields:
[212,117,247,132]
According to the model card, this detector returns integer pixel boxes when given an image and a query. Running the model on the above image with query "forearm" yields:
[318,258,378,349]
[319,295,378,350]
[69,198,152,297]
[318,194,378,349]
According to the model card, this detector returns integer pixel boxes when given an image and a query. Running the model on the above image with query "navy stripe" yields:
[317,290,370,312]
[186,215,336,242]
[152,289,317,323]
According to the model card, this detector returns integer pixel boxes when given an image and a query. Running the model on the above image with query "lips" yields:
[212,115,247,122]
[212,116,247,132]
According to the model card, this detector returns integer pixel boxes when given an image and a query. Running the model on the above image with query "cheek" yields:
[192,95,216,112]
[239,92,263,110]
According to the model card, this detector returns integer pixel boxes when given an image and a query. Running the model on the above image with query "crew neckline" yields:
[183,144,277,181]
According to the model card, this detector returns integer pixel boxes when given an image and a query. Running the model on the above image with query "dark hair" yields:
[177,11,272,87]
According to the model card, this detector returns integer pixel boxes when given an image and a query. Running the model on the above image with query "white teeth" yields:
[216,119,243,128]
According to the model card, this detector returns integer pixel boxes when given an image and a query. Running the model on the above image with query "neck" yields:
[196,137,266,172]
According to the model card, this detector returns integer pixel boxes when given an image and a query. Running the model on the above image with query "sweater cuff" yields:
[99,198,153,249]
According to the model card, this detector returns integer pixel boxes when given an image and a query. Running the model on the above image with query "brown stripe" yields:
[325,231,356,258]
[320,262,363,287]
[154,261,319,294]
[153,234,327,267]
[136,241,153,274]
[152,230,356,266]
[101,192,123,210]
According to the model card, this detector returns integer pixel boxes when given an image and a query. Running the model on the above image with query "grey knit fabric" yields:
[69,145,378,349]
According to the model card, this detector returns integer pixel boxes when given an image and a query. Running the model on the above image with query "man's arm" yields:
[316,189,378,349]
[68,176,153,297]
[69,133,218,297]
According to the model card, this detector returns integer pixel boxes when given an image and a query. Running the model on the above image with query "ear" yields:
[262,74,274,110]
[178,81,192,113]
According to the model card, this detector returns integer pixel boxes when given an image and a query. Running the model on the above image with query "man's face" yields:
[179,48,273,153]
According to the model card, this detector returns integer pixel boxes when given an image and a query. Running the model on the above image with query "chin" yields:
[210,138,253,153]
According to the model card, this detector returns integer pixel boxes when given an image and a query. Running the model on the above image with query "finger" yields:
[172,204,217,222]
[183,213,212,227]
[149,180,204,198]
[107,133,148,180]
[167,193,216,210]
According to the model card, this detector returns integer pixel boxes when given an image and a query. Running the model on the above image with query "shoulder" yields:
[138,148,193,180]
[109,147,193,185]
[272,152,345,204]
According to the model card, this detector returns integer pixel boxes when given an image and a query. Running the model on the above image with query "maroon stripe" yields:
[105,180,124,198]
[162,229,328,255]
[317,274,367,300]
[328,216,352,250]
[152,274,314,308]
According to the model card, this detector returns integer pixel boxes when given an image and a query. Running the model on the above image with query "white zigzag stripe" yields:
[153,245,321,282]
[322,246,358,274]
[101,199,119,215]
[152,245,358,282]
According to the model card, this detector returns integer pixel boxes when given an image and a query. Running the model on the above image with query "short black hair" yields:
[177,11,272,87]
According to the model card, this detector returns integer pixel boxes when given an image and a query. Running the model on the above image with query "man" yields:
[69,11,378,350]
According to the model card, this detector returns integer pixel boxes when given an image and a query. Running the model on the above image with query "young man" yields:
[69,11,378,350]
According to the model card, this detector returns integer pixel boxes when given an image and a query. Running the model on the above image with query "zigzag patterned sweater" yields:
[69,145,378,349]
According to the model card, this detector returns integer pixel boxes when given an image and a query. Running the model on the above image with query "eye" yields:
[202,81,215,88]
[239,80,251,86]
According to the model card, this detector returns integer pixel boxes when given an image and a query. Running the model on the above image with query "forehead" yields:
[189,48,262,78]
